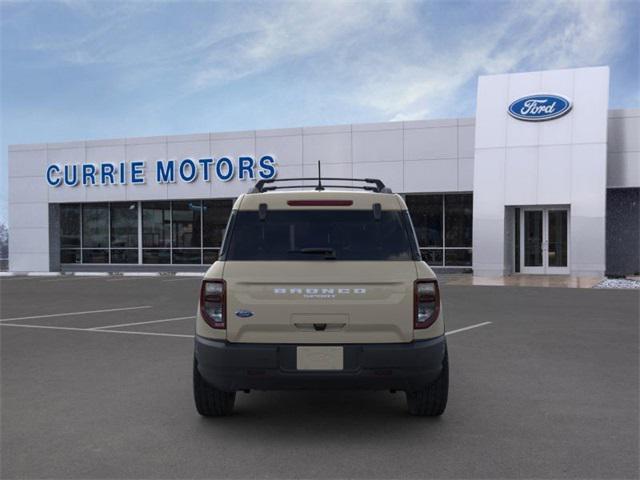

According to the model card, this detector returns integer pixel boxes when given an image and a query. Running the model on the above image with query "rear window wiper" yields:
[288,247,337,259]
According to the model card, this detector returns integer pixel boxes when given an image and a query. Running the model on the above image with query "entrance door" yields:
[520,208,569,274]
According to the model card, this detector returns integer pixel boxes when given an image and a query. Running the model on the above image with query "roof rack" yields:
[248,161,392,194]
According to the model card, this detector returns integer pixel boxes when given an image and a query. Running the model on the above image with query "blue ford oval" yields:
[235,310,254,318]
[508,94,572,121]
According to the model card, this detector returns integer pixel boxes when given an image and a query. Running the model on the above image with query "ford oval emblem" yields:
[235,310,254,318]
[508,94,572,121]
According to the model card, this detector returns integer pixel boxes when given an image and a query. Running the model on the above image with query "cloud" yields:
[189,1,415,91]
[350,0,626,121]
[3,0,631,122]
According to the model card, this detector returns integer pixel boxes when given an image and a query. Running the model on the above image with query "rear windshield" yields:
[221,210,420,261]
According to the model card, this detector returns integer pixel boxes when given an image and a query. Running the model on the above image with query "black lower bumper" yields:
[194,335,446,392]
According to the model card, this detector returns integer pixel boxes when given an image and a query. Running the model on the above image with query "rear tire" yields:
[406,349,448,416]
[193,359,236,417]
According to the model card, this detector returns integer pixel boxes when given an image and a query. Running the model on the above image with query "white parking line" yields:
[0,306,152,322]
[42,276,108,283]
[105,277,153,282]
[161,277,202,282]
[0,323,192,338]
[90,316,193,330]
[0,317,492,340]
[446,321,492,335]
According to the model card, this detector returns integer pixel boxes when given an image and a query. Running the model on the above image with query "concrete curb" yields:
[2,271,205,278]
[71,272,110,277]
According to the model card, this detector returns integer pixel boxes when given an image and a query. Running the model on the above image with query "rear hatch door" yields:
[224,261,417,344]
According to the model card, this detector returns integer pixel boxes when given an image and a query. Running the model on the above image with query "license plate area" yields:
[296,346,344,371]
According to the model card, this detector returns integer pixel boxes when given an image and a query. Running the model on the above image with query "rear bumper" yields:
[194,335,446,392]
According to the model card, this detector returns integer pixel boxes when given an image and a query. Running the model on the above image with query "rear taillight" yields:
[414,279,440,329]
[200,280,226,329]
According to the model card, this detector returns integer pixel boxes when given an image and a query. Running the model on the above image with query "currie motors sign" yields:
[508,94,572,121]
[45,155,277,187]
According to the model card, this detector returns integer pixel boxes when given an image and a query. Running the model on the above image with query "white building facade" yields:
[8,66,640,276]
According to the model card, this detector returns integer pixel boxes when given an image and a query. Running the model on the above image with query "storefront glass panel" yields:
[82,204,109,248]
[445,249,472,266]
[111,203,138,248]
[111,249,138,264]
[172,201,201,249]
[142,202,171,248]
[172,249,201,264]
[60,204,81,248]
[406,193,473,268]
[445,194,473,247]
[143,249,170,264]
[82,249,109,263]
[203,199,233,247]
[405,195,443,247]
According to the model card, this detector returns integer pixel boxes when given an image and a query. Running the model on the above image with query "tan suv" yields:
[193,176,448,416]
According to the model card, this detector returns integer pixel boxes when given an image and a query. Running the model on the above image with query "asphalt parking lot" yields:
[1,275,638,479]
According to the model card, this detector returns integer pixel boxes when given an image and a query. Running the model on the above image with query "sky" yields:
[1,0,638,225]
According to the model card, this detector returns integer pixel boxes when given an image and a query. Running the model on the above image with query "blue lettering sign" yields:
[258,156,276,180]
[179,159,197,183]
[238,156,255,180]
[46,155,278,187]
[215,157,234,182]
[130,161,145,184]
[46,164,61,187]
[64,164,78,186]
[101,163,116,185]
[198,158,213,182]
[156,160,175,183]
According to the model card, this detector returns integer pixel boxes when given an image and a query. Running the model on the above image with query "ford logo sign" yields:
[235,310,254,318]
[508,94,572,121]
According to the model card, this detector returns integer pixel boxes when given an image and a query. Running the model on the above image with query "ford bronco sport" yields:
[193,175,448,416]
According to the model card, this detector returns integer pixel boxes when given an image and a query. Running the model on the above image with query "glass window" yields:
[172,201,201,248]
[421,249,443,266]
[111,249,138,264]
[203,199,233,247]
[143,249,170,264]
[60,249,81,264]
[224,210,419,261]
[60,204,81,248]
[82,249,109,263]
[548,210,568,267]
[111,203,138,248]
[82,204,109,248]
[142,202,171,248]
[444,194,472,247]
[203,249,219,265]
[172,249,201,264]
[405,195,443,247]
[445,249,472,267]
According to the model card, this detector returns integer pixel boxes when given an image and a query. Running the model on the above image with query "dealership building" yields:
[7,66,640,276]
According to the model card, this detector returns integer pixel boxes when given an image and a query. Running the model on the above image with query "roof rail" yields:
[249,161,391,194]
[248,177,391,194]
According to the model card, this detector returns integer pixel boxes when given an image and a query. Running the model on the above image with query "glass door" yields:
[519,208,569,274]
[546,210,569,274]
[521,210,545,274]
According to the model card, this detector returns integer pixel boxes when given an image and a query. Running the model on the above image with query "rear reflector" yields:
[287,200,353,206]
